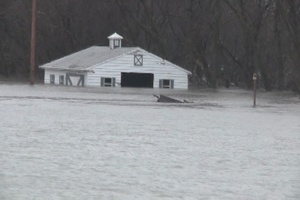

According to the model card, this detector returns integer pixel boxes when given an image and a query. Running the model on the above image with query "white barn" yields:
[39,33,191,89]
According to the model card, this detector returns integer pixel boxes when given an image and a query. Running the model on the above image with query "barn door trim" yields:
[66,73,84,86]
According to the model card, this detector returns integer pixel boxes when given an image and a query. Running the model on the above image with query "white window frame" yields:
[134,55,143,66]
[159,79,174,89]
[50,74,55,84]
[59,75,64,85]
[101,77,116,87]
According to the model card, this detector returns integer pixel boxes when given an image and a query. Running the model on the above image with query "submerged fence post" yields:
[253,73,257,107]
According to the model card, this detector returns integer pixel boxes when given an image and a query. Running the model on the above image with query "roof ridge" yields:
[39,46,138,70]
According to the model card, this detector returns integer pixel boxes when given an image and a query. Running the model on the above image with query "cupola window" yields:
[114,40,120,48]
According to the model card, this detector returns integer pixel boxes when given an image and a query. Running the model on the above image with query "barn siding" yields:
[44,70,87,86]
[44,70,66,85]
[86,52,188,89]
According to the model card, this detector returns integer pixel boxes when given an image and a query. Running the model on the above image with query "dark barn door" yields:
[121,72,154,88]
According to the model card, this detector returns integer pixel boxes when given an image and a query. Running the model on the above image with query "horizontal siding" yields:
[86,53,188,89]
[44,70,66,85]
[44,70,88,86]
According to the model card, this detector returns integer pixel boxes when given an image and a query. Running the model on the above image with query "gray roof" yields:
[39,46,137,71]
[39,46,191,75]
[108,32,123,39]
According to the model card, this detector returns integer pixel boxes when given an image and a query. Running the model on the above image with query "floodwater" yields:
[0,84,299,200]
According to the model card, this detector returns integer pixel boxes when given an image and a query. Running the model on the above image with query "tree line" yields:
[0,0,299,92]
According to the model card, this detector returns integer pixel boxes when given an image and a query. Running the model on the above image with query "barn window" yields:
[114,40,120,48]
[101,77,116,87]
[50,74,55,84]
[159,79,174,89]
[59,75,64,85]
[134,55,143,66]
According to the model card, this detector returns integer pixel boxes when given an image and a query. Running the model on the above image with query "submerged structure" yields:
[39,33,191,89]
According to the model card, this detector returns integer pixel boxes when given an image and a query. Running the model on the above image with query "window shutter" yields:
[171,80,174,89]
[159,79,163,88]
[112,78,116,87]
[50,74,55,84]
[101,77,104,87]
[59,75,64,85]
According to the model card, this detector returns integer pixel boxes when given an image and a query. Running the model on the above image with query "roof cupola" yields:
[108,32,123,49]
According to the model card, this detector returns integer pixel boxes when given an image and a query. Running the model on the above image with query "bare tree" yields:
[279,0,300,92]
[222,0,273,90]
[0,0,299,92]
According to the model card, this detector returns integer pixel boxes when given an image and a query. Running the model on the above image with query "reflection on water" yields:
[0,84,299,199]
